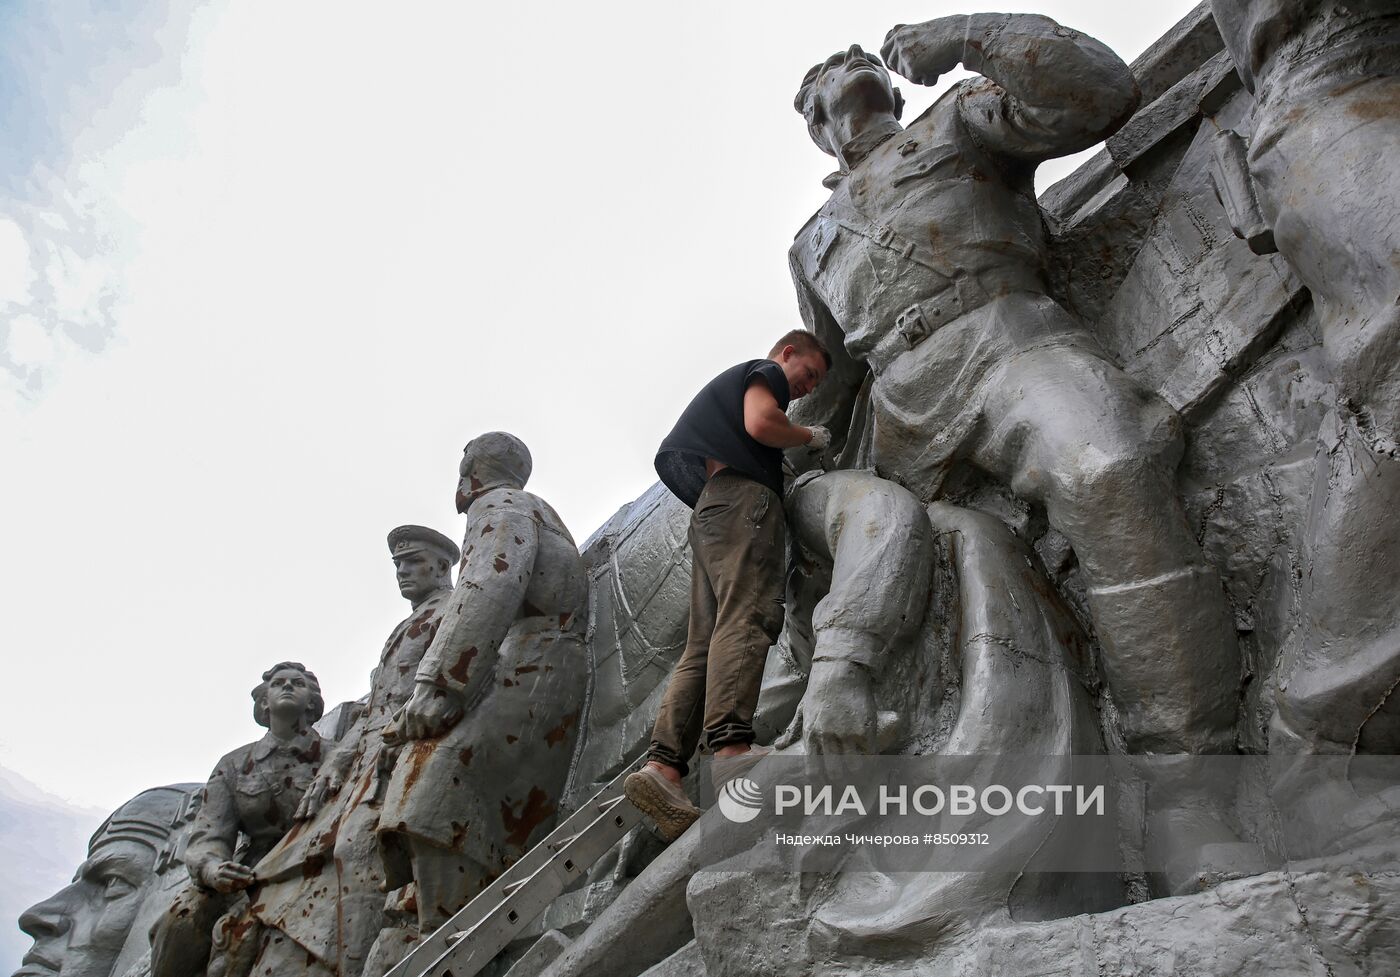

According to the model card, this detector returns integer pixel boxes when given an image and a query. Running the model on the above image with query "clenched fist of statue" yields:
[802,659,878,755]
[398,682,465,740]
[881,15,970,86]
[200,859,256,894]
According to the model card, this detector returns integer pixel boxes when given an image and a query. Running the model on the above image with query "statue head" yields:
[14,786,192,977]
[251,661,324,729]
[455,432,532,514]
[387,524,459,602]
[794,44,905,159]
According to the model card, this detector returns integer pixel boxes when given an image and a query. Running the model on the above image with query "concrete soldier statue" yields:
[369,432,588,966]
[16,786,199,977]
[233,528,458,977]
[1209,0,1400,844]
[148,663,327,977]
[787,15,1246,888]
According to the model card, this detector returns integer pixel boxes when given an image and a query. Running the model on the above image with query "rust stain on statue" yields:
[459,746,474,766]
[544,709,580,748]
[447,646,479,684]
[1348,93,1398,122]
[500,787,557,849]
[494,555,510,573]
[400,739,436,796]
[406,609,436,639]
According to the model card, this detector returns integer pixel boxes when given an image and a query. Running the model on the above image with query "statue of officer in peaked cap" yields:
[365,433,590,971]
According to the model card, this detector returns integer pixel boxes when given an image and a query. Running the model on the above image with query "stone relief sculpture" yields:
[15,5,1400,977]
[364,432,589,972]
[1208,0,1400,849]
[148,663,327,977]
[786,14,1249,891]
[532,469,1116,977]
[238,528,458,977]
[14,785,200,977]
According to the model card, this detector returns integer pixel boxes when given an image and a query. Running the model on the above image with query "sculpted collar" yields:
[824,120,904,188]
[253,729,320,762]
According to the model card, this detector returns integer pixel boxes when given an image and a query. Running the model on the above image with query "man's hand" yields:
[802,659,878,755]
[806,426,832,451]
[200,860,255,894]
[295,766,345,820]
[400,682,465,740]
[881,16,969,86]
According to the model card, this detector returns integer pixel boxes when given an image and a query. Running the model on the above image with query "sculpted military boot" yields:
[1086,565,1265,895]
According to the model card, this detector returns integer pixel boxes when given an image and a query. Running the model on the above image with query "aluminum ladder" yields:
[385,758,646,977]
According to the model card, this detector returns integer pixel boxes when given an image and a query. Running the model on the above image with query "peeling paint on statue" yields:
[148,663,328,977]
[229,528,458,977]
[365,433,588,972]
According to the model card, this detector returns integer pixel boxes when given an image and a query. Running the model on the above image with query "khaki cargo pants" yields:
[648,469,786,775]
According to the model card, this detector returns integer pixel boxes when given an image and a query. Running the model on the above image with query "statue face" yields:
[455,447,484,514]
[265,666,315,723]
[394,550,443,603]
[808,45,899,153]
[13,838,157,977]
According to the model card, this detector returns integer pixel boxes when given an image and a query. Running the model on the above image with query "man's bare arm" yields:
[744,380,815,448]
[786,247,865,460]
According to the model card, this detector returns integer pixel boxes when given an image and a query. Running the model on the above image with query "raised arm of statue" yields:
[881,13,1138,161]
[399,494,540,739]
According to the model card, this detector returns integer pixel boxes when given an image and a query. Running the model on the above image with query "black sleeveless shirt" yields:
[654,359,791,508]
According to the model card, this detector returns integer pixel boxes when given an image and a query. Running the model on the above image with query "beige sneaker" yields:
[624,765,703,841]
[711,744,773,794]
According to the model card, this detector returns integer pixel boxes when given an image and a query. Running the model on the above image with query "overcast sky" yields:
[1,0,1198,816]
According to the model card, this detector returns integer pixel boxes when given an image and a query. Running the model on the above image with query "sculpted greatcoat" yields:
[377,486,589,896]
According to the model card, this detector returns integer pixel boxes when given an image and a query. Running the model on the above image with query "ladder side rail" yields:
[422,799,645,977]
[385,756,645,977]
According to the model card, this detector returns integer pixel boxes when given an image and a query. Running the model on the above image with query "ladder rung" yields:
[547,832,581,851]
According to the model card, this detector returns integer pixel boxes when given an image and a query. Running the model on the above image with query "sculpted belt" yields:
[865,268,1045,376]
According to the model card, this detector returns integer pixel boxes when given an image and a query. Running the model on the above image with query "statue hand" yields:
[802,659,877,755]
[402,683,464,740]
[881,16,968,86]
[202,860,256,894]
[774,700,803,750]
[295,766,344,820]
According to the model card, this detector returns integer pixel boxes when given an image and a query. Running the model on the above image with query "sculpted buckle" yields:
[895,303,933,348]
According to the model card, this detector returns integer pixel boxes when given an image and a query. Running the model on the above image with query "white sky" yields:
[0,0,1199,813]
